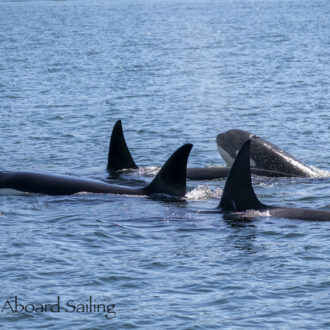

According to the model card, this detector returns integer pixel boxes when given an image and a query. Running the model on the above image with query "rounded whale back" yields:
[216,129,315,177]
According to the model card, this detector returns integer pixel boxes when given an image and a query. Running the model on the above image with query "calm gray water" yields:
[0,0,330,328]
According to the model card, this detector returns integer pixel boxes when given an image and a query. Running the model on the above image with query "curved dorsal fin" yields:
[219,140,265,211]
[145,144,193,197]
[107,120,138,172]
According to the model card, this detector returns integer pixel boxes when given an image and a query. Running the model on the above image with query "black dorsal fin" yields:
[219,140,265,211]
[107,120,138,171]
[145,144,193,197]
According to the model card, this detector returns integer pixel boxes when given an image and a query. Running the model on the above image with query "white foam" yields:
[234,209,271,218]
[186,185,223,200]
[309,166,330,178]
[137,166,160,176]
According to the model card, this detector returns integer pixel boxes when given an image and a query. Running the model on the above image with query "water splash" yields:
[186,185,223,200]
[137,166,160,176]
[224,209,271,220]
[309,166,330,178]
[237,209,271,218]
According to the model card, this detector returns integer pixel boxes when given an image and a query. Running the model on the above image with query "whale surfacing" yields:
[216,129,316,177]
[107,121,292,180]
[218,140,330,221]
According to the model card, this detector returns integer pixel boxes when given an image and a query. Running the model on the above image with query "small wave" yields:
[309,166,330,178]
[238,209,271,218]
[137,166,160,176]
[226,209,271,219]
[186,185,222,200]
[206,164,227,168]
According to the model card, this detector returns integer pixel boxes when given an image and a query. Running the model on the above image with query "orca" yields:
[216,129,316,177]
[219,140,330,221]
[0,144,192,197]
[107,120,291,180]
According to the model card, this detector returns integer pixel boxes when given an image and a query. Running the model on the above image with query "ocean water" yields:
[0,0,329,328]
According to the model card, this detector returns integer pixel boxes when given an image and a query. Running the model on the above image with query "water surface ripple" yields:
[0,0,329,328]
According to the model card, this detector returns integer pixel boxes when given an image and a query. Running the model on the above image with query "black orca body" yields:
[219,140,330,221]
[0,144,192,197]
[186,167,295,180]
[216,129,316,177]
[107,121,291,180]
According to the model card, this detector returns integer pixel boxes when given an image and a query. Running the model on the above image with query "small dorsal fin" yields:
[145,144,193,197]
[107,120,138,172]
[219,140,265,211]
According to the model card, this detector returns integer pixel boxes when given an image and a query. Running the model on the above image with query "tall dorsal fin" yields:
[219,140,265,211]
[145,144,193,197]
[107,120,138,171]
